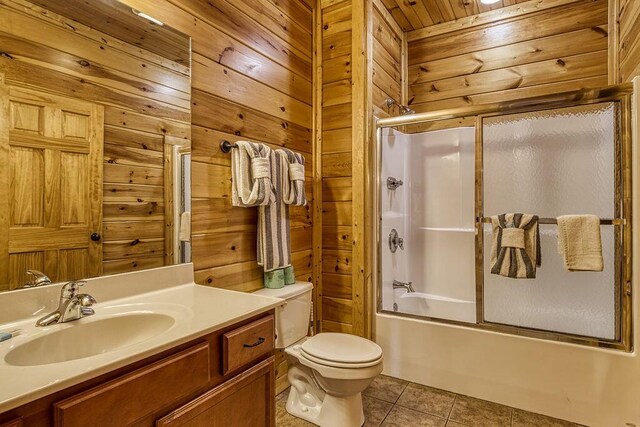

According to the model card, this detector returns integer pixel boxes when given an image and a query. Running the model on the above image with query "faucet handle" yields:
[23,270,52,288]
[76,293,97,307]
[61,280,87,298]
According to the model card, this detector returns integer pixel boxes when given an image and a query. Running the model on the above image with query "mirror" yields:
[0,0,191,291]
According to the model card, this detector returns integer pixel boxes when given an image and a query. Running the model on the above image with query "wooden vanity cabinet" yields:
[0,311,276,427]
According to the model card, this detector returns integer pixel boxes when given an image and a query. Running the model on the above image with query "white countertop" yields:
[0,264,284,413]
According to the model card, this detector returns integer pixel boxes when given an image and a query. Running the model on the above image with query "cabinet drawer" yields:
[156,356,275,427]
[0,418,22,427]
[54,342,210,427]
[222,315,274,374]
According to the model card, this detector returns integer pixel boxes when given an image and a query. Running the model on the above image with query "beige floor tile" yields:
[512,409,584,427]
[363,395,394,427]
[363,374,409,403]
[448,395,512,427]
[381,406,447,427]
[445,422,468,427]
[396,383,456,418]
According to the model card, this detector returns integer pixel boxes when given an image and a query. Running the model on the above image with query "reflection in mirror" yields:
[0,0,191,291]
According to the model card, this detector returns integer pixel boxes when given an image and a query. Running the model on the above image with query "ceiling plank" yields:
[406,0,586,41]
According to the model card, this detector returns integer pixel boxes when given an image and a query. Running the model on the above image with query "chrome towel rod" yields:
[478,217,625,226]
[220,140,237,153]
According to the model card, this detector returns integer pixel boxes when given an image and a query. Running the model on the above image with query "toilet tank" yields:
[254,282,313,348]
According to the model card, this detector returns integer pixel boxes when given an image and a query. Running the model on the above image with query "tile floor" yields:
[276,374,584,427]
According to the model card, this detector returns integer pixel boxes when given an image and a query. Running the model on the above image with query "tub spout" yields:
[393,280,414,293]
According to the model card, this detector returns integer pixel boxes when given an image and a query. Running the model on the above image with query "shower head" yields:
[386,98,414,116]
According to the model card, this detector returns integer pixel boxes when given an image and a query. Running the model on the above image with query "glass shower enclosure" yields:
[375,84,633,351]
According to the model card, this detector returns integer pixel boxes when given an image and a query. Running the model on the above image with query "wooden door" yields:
[0,80,103,290]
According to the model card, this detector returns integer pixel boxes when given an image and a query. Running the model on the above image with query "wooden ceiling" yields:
[380,0,532,31]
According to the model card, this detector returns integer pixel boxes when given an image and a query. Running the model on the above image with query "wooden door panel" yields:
[8,251,44,288]
[10,146,44,227]
[60,152,89,225]
[0,83,103,290]
[58,249,89,283]
[9,101,42,133]
[61,110,90,140]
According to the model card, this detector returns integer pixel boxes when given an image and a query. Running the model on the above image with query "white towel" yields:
[276,148,307,206]
[231,141,275,207]
[557,215,603,272]
[179,211,191,242]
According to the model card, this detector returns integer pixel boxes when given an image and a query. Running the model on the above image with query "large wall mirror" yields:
[0,0,191,291]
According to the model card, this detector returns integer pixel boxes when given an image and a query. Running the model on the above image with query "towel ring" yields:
[220,140,237,153]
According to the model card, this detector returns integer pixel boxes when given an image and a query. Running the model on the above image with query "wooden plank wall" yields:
[319,0,403,338]
[320,0,356,334]
[618,0,640,82]
[406,0,610,132]
[0,0,191,276]
[372,0,404,117]
[116,0,313,395]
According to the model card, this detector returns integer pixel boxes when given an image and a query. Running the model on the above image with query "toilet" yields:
[255,282,383,427]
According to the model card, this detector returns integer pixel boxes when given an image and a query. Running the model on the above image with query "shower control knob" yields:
[387,177,403,190]
[389,229,404,253]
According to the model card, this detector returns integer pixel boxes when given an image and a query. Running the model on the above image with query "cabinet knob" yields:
[90,233,101,242]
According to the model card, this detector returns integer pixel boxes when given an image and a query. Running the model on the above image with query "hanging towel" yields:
[179,211,191,242]
[275,148,307,206]
[490,213,541,279]
[556,215,603,272]
[257,150,294,288]
[231,141,275,207]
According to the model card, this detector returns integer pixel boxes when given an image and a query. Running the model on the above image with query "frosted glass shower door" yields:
[481,103,619,339]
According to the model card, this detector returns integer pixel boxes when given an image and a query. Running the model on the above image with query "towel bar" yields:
[220,140,237,153]
[478,217,625,226]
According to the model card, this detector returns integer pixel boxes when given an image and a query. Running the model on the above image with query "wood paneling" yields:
[383,0,572,31]
[618,0,640,81]
[0,0,190,280]
[406,0,609,122]
[116,0,313,393]
[372,0,404,117]
[319,0,356,335]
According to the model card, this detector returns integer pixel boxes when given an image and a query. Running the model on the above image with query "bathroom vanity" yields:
[0,264,283,426]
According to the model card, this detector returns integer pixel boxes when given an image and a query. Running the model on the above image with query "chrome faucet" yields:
[387,177,403,190]
[22,270,52,288]
[392,280,414,293]
[36,281,97,327]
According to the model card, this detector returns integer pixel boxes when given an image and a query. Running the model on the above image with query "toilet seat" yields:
[299,333,383,369]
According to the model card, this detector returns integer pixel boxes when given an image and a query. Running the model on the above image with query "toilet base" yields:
[287,387,364,427]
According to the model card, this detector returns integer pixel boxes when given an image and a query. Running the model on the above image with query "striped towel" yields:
[231,141,275,207]
[276,148,307,206]
[490,213,541,279]
[257,150,292,273]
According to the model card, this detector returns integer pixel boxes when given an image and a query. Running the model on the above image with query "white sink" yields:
[5,312,176,366]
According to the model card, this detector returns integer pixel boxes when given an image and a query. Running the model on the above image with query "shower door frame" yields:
[374,83,634,352]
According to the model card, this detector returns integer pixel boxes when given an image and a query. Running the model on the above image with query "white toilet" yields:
[255,282,383,427]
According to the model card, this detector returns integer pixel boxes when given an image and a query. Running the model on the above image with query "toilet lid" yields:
[300,333,383,364]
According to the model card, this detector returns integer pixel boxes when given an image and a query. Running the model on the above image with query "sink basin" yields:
[5,313,175,366]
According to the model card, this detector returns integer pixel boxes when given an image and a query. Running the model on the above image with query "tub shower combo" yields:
[375,84,633,350]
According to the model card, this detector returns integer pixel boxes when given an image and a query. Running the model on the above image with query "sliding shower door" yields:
[480,103,620,340]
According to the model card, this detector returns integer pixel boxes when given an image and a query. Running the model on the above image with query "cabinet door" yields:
[156,356,275,427]
[54,342,210,427]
